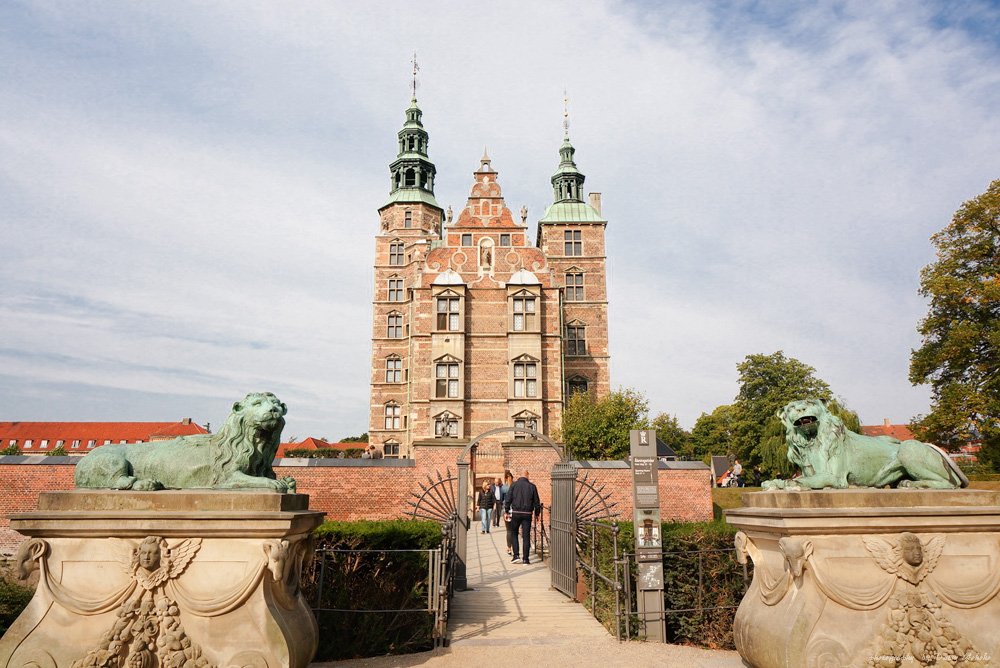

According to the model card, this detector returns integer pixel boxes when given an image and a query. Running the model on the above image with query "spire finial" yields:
[563,88,570,138]
[480,147,491,170]
[411,52,420,100]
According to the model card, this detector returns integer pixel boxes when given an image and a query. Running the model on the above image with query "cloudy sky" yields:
[1,1,998,439]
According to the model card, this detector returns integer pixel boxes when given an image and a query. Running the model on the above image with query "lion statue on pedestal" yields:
[75,392,296,492]
[762,398,967,490]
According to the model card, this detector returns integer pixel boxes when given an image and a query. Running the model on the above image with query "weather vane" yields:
[563,88,570,137]
[411,52,420,100]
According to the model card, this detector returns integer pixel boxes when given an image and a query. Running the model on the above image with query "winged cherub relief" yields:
[73,536,212,668]
[860,533,984,668]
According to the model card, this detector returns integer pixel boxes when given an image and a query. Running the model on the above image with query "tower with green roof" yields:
[537,130,611,400]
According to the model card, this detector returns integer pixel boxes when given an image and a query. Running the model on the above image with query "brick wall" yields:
[0,456,712,554]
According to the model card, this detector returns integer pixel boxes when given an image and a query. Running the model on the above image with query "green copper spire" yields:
[550,132,585,203]
[384,95,440,209]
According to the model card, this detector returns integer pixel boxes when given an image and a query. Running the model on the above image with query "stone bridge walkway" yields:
[316,527,742,667]
[447,525,607,645]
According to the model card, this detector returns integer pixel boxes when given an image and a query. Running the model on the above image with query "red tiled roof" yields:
[277,439,365,457]
[860,423,916,441]
[0,420,208,452]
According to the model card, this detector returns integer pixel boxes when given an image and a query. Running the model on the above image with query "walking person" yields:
[504,469,541,564]
[492,477,503,528]
[500,471,514,555]
[477,480,494,534]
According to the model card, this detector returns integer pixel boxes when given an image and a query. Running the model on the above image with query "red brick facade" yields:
[0,457,712,554]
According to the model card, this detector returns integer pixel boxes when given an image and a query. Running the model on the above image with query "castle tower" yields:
[536,131,611,399]
[368,97,443,458]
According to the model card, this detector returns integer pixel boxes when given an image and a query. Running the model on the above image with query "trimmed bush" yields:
[0,576,34,635]
[303,520,443,660]
[283,447,365,459]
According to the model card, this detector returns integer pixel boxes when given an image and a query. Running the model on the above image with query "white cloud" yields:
[0,1,997,436]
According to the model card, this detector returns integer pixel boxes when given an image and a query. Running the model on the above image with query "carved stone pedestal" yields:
[727,489,1000,668]
[1,490,324,668]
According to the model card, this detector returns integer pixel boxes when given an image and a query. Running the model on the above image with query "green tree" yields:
[910,179,1000,469]
[689,404,737,463]
[560,388,649,460]
[731,351,859,476]
[340,433,369,443]
[651,413,691,458]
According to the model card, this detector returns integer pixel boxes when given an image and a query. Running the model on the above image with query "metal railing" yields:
[307,513,461,651]
[575,528,751,647]
[531,504,548,560]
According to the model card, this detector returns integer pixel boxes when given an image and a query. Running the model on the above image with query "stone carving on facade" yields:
[520,205,527,224]
[14,534,313,668]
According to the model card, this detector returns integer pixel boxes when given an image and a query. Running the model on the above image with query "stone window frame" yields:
[565,321,587,356]
[564,269,584,301]
[404,210,412,228]
[511,354,540,399]
[387,276,404,302]
[499,233,511,247]
[461,233,473,247]
[564,229,582,256]
[434,355,463,399]
[509,289,539,333]
[433,411,460,438]
[567,375,589,396]
[385,355,402,383]
[384,402,401,430]
[435,294,461,331]
[383,440,401,458]
[386,311,404,339]
[512,410,540,441]
[389,240,405,266]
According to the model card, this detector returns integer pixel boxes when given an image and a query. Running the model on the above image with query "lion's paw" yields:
[281,476,297,494]
[132,479,164,491]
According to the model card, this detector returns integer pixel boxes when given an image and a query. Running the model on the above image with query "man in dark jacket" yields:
[504,470,541,565]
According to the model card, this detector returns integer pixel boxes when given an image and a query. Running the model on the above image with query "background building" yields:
[368,98,611,465]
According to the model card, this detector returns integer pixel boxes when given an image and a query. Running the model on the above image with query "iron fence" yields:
[305,513,460,655]
[576,527,751,648]
[531,504,548,560]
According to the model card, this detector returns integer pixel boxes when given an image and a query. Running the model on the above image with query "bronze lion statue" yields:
[75,392,296,492]
[762,398,967,490]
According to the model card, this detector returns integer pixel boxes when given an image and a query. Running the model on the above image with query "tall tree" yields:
[650,413,691,458]
[560,388,649,460]
[689,404,737,463]
[731,351,859,476]
[910,179,1000,468]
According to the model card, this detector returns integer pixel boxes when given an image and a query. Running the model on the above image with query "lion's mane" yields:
[782,399,843,474]
[206,393,284,483]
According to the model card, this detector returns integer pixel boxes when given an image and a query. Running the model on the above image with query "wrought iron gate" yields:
[549,463,577,597]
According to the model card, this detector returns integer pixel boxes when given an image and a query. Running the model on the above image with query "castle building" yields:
[368,97,611,461]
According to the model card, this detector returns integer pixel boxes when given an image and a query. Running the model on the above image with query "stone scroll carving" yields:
[736,530,996,667]
[15,535,313,668]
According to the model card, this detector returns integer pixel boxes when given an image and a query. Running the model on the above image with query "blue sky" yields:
[1,1,998,439]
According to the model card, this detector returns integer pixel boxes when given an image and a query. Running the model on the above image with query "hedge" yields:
[580,520,749,649]
[302,520,444,660]
[283,447,365,459]
[0,576,33,636]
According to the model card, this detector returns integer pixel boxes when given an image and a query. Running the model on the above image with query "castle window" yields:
[435,413,459,437]
[385,356,402,383]
[383,440,400,458]
[384,403,401,430]
[40,440,49,449]
[500,234,511,246]
[24,440,33,449]
[388,278,404,302]
[435,362,460,398]
[513,362,537,398]
[436,296,460,331]
[567,377,589,395]
[387,313,403,338]
[566,324,587,356]
[512,296,536,331]
[514,416,538,441]
[564,230,582,256]
[389,242,404,266]
[565,272,584,301]
[404,169,416,187]
[87,440,96,448]
[404,210,412,228]
[461,234,473,247]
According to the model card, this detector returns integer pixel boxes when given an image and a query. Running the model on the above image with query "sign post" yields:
[630,429,666,642]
